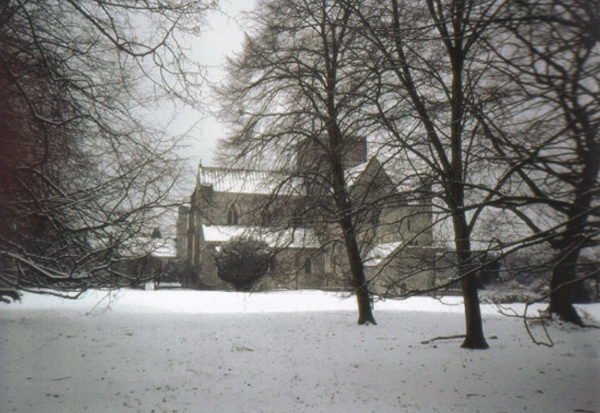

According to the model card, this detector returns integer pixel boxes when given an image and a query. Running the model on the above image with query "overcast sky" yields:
[177,0,256,170]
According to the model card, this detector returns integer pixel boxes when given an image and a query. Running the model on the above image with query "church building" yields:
[176,138,435,295]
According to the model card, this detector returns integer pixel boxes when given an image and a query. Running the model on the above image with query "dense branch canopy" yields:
[0,0,213,292]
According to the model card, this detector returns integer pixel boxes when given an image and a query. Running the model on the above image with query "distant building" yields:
[115,236,179,288]
[177,139,435,295]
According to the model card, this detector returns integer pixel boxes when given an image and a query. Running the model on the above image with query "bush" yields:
[214,237,271,291]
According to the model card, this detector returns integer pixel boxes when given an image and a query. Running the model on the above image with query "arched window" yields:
[227,203,240,225]
[304,257,312,274]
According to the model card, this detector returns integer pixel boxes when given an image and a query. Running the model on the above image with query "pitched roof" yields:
[345,160,371,188]
[197,155,424,198]
[364,241,403,267]
[197,166,302,196]
[346,157,425,195]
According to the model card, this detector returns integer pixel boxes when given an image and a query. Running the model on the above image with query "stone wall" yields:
[177,157,436,293]
[369,246,438,297]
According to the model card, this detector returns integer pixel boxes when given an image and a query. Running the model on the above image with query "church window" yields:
[304,257,312,274]
[227,203,240,225]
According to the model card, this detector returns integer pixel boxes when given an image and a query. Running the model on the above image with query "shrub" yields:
[214,237,271,291]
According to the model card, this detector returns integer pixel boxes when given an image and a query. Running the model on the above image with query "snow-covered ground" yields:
[1,289,598,412]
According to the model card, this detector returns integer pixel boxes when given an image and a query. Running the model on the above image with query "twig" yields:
[523,302,554,347]
[496,301,554,347]
[420,334,465,345]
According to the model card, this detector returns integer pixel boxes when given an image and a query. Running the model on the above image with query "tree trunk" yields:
[331,159,377,325]
[547,123,597,326]
[547,161,595,326]
[323,29,377,325]
[549,252,585,326]
[443,0,486,349]
[454,215,489,349]
[460,270,488,349]
[340,216,377,325]
[326,125,376,325]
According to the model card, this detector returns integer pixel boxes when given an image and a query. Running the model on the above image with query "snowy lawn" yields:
[1,289,598,413]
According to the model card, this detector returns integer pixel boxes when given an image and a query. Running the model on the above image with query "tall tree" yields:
[478,0,600,325]
[350,0,510,348]
[218,0,377,324]
[0,0,212,294]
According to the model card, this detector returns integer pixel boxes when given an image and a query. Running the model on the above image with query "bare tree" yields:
[0,1,213,294]
[347,0,516,348]
[218,0,379,325]
[477,0,600,325]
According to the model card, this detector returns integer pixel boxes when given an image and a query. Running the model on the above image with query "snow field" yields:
[1,290,598,412]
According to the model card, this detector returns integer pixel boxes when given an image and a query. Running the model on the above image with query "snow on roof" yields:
[198,166,302,196]
[198,157,421,198]
[345,157,420,194]
[345,160,370,188]
[151,239,176,258]
[120,237,176,258]
[364,241,403,267]
[202,225,320,249]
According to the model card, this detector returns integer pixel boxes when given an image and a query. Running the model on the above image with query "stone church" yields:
[176,138,435,295]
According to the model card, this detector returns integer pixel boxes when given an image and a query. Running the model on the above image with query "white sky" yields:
[177,0,256,170]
